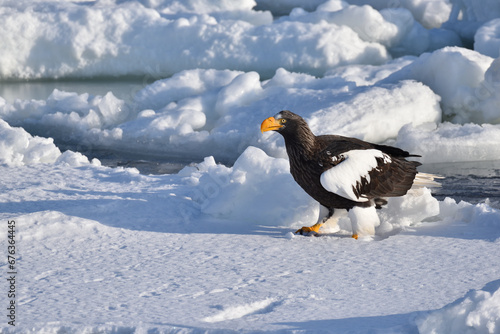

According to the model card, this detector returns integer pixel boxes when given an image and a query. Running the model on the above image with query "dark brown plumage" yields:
[260,110,437,238]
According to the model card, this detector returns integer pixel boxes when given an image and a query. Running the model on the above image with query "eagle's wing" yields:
[319,149,397,202]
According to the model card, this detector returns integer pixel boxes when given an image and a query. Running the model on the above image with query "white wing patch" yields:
[320,149,391,202]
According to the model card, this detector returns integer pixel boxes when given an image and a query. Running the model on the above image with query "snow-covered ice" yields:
[1,148,500,333]
[1,0,500,333]
[417,279,500,334]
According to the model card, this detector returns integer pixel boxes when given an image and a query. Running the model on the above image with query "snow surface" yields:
[1,0,500,333]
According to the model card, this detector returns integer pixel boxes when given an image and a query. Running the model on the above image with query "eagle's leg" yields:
[295,207,335,235]
[348,206,380,239]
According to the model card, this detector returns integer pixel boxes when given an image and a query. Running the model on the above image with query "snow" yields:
[0,119,61,166]
[395,122,500,163]
[344,0,453,29]
[417,279,500,334]
[444,0,500,43]
[0,70,443,163]
[1,0,500,333]
[475,18,500,58]
[0,0,390,80]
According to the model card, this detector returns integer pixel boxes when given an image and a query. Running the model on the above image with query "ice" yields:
[18,211,110,243]
[0,114,102,168]
[277,4,462,57]
[475,18,500,58]
[0,0,475,81]
[198,147,317,227]
[439,0,500,43]
[5,32,499,166]
[325,56,416,85]
[0,0,495,80]
[0,69,441,163]
[304,80,441,143]
[396,122,500,163]
[7,51,455,163]
[384,47,500,124]
[133,68,243,111]
[447,0,500,24]
[2,0,500,333]
[417,279,500,334]
[438,197,500,227]
[0,0,393,80]
[0,118,61,166]
[1,158,499,333]
[378,187,440,234]
[259,0,454,30]
[56,150,99,167]
[345,0,453,29]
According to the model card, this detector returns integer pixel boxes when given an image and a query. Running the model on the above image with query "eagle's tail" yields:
[412,172,443,188]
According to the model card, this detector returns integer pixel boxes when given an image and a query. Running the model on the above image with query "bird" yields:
[260,110,441,239]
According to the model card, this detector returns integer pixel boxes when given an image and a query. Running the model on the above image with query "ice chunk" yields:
[378,187,440,234]
[396,122,500,163]
[384,47,499,124]
[345,0,452,29]
[438,197,500,227]
[0,119,61,166]
[306,80,441,143]
[475,18,500,58]
[55,151,91,167]
[199,146,318,226]
[0,1,388,80]
[443,0,500,43]
[215,72,264,116]
[134,69,243,111]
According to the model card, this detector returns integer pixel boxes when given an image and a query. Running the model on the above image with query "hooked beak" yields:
[260,116,283,133]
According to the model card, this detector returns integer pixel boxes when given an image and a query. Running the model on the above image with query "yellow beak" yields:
[260,116,283,133]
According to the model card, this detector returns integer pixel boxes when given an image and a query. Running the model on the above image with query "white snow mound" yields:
[0,118,61,166]
[418,279,500,334]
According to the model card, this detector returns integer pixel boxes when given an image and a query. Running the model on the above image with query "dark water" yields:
[420,160,500,208]
[0,77,152,103]
[97,154,192,175]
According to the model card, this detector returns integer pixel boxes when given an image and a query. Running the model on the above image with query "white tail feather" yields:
[412,172,443,188]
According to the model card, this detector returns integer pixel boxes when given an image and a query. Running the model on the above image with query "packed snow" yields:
[1,0,500,333]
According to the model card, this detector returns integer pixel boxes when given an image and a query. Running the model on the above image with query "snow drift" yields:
[1,0,500,333]
[418,279,500,334]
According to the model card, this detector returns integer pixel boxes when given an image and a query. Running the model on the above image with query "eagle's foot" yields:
[352,234,359,240]
[295,223,322,236]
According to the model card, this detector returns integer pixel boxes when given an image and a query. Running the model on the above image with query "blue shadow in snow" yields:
[274,311,424,334]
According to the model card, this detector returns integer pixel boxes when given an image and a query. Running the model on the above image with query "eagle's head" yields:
[260,110,308,136]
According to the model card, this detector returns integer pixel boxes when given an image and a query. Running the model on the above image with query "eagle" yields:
[260,110,441,239]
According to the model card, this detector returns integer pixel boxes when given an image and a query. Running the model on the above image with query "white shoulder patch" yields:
[320,149,391,202]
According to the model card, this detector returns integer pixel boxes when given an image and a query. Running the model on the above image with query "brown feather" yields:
[271,110,420,210]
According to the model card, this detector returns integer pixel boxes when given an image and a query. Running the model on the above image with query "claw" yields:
[295,223,323,236]
[352,234,359,240]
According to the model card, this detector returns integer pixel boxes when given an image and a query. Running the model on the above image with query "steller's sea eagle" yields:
[261,110,441,239]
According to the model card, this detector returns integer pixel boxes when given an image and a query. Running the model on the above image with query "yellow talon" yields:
[295,223,323,235]
[352,234,359,240]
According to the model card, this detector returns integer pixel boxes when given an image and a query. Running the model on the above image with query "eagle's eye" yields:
[280,119,287,124]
